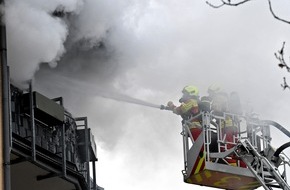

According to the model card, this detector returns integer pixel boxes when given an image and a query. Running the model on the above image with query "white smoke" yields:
[5,0,83,87]
[5,0,142,87]
[70,0,128,43]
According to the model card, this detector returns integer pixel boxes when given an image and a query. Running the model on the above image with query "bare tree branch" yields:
[206,0,252,9]
[207,0,290,25]
[206,1,225,8]
[268,0,290,25]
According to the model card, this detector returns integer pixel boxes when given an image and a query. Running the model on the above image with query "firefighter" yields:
[166,85,202,141]
[207,84,228,116]
[207,84,238,166]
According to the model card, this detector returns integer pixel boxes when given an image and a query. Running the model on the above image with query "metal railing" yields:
[10,85,99,190]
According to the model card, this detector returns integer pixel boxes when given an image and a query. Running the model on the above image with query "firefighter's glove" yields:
[167,101,175,110]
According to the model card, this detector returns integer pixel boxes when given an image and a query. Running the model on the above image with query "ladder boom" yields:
[236,139,290,190]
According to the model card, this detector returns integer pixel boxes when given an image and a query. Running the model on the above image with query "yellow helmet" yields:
[182,85,199,96]
[208,84,222,94]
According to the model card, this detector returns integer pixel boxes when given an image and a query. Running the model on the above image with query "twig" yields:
[206,0,251,8]
[281,77,290,90]
[275,42,290,72]
[268,0,290,25]
[275,42,290,90]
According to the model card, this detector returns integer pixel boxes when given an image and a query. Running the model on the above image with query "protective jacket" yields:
[169,98,202,131]
[173,98,199,118]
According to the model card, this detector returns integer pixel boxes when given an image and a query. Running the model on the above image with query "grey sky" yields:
[5,0,290,189]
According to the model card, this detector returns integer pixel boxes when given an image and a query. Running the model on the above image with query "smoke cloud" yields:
[5,0,73,85]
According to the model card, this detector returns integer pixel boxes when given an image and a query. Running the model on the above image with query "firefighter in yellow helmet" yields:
[167,85,202,141]
[207,84,228,115]
[207,84,238,166]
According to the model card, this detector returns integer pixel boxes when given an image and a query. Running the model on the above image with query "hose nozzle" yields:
[160,105,166,110]
[160,105,171,110]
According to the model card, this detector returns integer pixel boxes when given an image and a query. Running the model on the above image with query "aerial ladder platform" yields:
[182,112,290,190]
